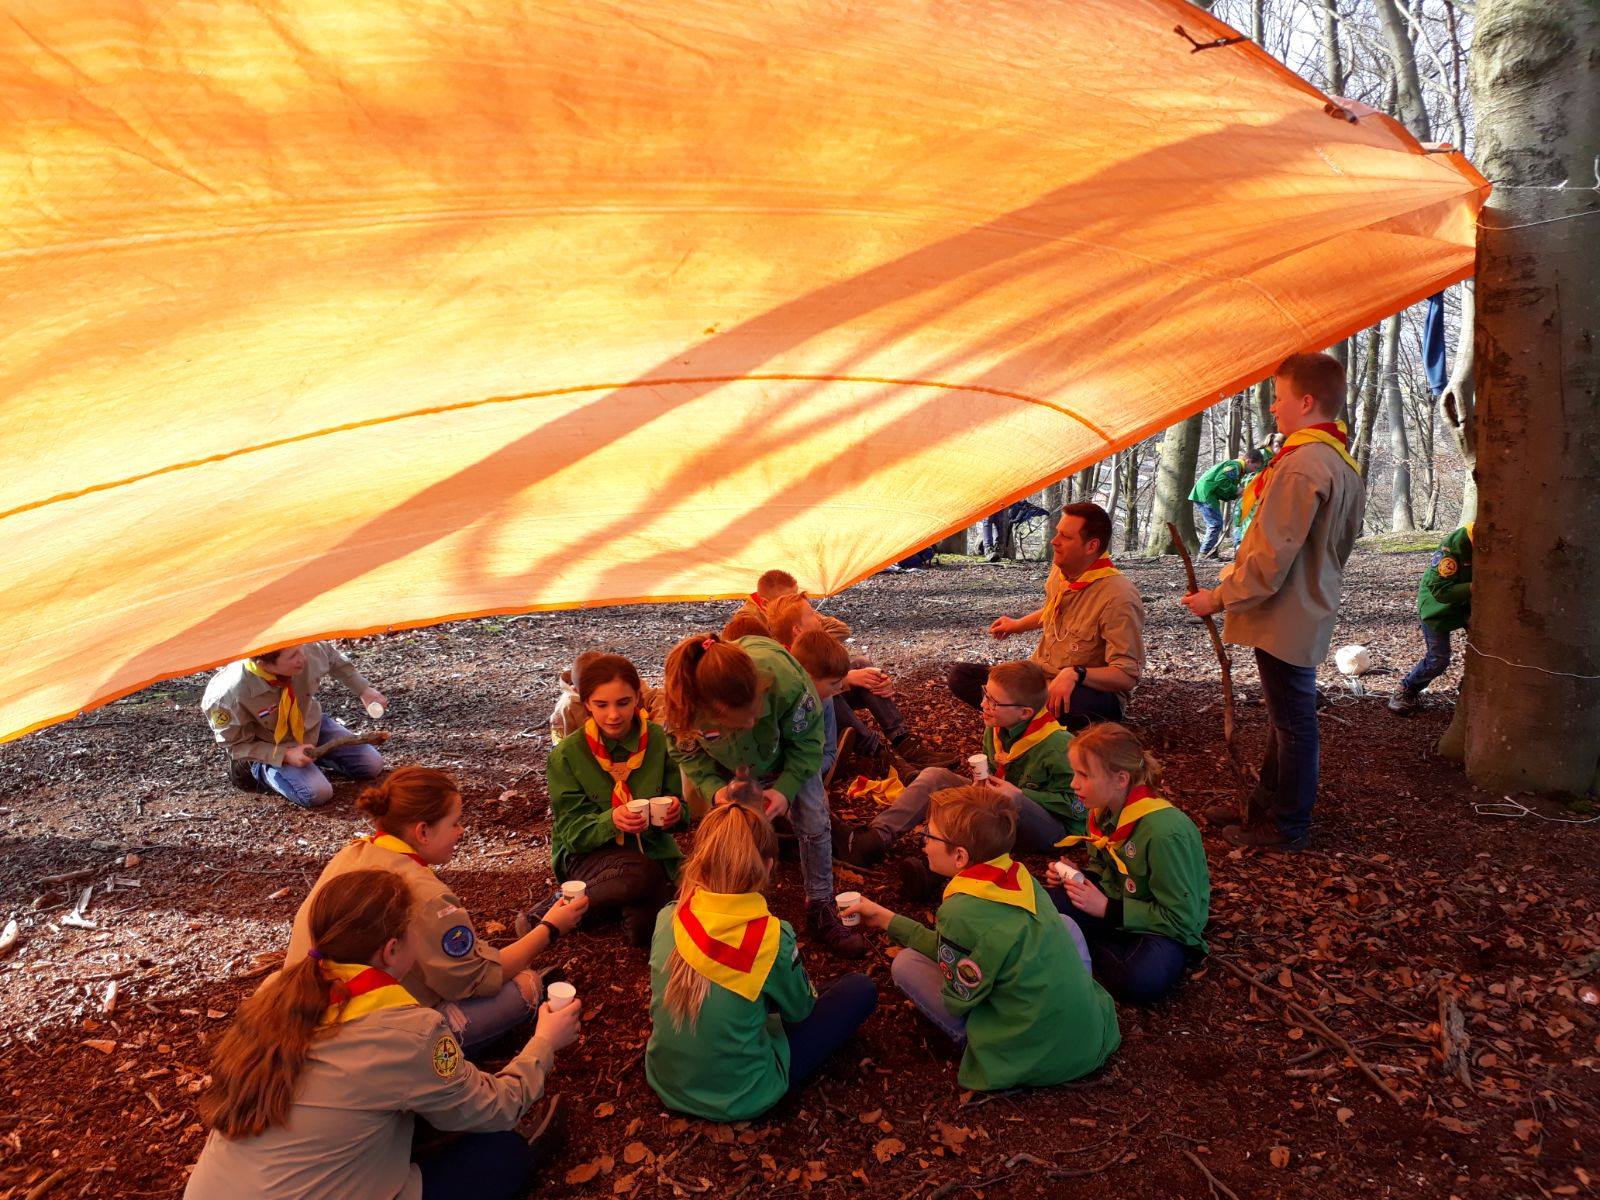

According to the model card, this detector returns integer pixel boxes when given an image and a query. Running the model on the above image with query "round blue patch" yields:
[441,924,475,958]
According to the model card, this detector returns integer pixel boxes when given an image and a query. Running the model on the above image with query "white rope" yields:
[1480,208,1600,232]
[1479,160,1600,229]
[1473,797,1600,825]
[1464,639,1600,681]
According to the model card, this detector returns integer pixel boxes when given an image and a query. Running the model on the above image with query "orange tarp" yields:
[1,0,1486,742]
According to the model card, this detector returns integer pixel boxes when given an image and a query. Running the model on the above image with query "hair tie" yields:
[701,636,716,650]
[306,948,323,961]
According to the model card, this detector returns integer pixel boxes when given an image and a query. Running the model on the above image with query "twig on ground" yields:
[1181,1148,1242,1200]
[305,730,390,762]
[1438,982,1473,1090]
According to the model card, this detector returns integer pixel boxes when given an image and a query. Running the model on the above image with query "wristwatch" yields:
[1075,666,1088,686]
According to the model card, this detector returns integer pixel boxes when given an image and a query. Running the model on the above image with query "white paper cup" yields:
[968,754,990,780]
[365,701,385,719]
[560,880,587,902]
[546,981,577,1011]
[626,797,651,823]
[836,890,862,926]
[1050,859,1085,886]
[649,796,674,826]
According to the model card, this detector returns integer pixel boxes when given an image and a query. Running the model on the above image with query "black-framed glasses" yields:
[920,830,958,849]
[980,689,1031,710]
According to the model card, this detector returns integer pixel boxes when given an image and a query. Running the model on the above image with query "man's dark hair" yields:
[1243,448,1265,468]
[1061,502,1113,558]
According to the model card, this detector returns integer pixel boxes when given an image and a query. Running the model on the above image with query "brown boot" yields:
[837,827,889,869]
[1200,798,1266,827]
[806,899,868,958]
[891,734,958,769]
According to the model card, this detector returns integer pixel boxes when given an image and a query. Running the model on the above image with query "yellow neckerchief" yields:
[1464,522,1475,544]
[1239,421,1359,524]
[361,832,430,869]
[1056,786,1174,875]
[983,708,1062,782]
[1042,557,1121,629]
[584,714,650,845]
[942,854,1037,914]
[671,888,781,1002]
[846,767,905,806]
[244,659,305,745]
[317,959,417,1026]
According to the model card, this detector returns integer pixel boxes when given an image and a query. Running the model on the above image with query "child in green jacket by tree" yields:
[1389,523,1474,714]
[844,788,1119,1092]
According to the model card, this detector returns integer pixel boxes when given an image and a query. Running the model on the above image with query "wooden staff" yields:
[306,730,391,761]
[1168,523,1246,795]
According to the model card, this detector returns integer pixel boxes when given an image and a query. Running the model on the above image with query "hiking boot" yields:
[526,1094,568,1159]
[227,759,264,793]
[837,827,889,869]
[622,903,658,948]
[806,899,868,958]
[1387,689,1420,714]
[892,734,957,769]
[1200,799,1264,827]
[1222,823,1307,852]
[824,727,857,788]
[896,858,947,905]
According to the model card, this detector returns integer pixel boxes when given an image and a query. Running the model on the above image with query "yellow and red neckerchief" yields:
[944,854,1037,913]
[362,832,429,869]
[1056,785,1174,875]
[673,889,781,1001]
[846,767,905,806]
[317,960,417,1026]
[748,592,767,611]
[1043,557,1122,629]
[983,709,1062,782]
[245,659,305,745]
[1239,421,1360,524]
[585,715,650,844]
[1464,522,1475,544]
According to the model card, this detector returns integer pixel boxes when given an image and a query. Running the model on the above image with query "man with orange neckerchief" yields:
[1181,353,1366,851]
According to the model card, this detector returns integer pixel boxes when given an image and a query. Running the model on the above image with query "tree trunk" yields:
[1320,0,1345,95]
[1142,414,1202,556]
[1106,452,1123,544]
[1463,0,1600,795]
[1374,0,1433,141]
[1350,322,1383,473]
[1441,282,1479,524]
[1226,394,1243,459]
[1253,380,1272,437]
[1382,314,1416,530]
[1122,444,1142,551]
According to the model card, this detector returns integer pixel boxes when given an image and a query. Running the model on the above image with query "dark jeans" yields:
[1400,624,1455,694]
[561,847,671,922]
[783,973,878,1089]
[1048,892,1190,1004]
[947,662,1123,732]
[1253,648,1319,842]
[1194,501,1225,555]
[417,1129,539,1200]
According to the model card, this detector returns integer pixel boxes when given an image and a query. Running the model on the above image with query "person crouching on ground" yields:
[201,640,387,807]
[645,804,877,1121]
[842,788,1118,1093]
[186,869,582,1200]
[1049,723,1209,1004]
[286,767,588,1055]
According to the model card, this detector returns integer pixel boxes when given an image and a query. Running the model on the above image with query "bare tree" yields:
[1142,415,1203,555]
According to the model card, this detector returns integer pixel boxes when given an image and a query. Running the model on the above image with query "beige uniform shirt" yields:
[184,1005,552,1200]
[732,597,852,640]
[1213,442,1366,668]
[286,841,503,1009]
[1033,569,1147,682]
[200,642,372,766]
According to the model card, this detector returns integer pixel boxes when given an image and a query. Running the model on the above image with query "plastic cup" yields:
[560,880,586,902]
[546,981,577,1012]
[968,754,990,780]
[649,796,674,826]
[836,890,862,926]
[365,701,385,719]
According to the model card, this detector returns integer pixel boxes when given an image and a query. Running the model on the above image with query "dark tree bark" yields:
[1143,414,1202,556]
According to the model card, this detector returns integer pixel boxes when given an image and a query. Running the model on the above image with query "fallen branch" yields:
[306,730,391,762]
[1167,522,1246,797]
[1437,983,1473,1090]
[36,867,97,886]
[1180,1149,1242,1200]
[24,1167,77,1200]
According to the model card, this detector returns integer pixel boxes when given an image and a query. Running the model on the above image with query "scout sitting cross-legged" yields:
[287,767,588,1054]
[1048,723,1210,1004]
[645,804,878,1121]
[186,869,582,1200]
[843,787,1118,1092]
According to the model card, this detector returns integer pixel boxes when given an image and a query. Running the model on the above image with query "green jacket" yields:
[888,875,1120,1091]
[644,905,815,1121]
[1084,806,1210,953]
[1417,524,1474,632]
[1189,459,1246,504]
[547,719,684,879]
[982,719,1084,835]
[671,637,824,802]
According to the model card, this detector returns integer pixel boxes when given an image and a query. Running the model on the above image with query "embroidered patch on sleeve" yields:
[207,707,232,730]
[1437,556,1458,578]
[440,924,475,958]
[791,691,817,733]
[432,1033,462,1078]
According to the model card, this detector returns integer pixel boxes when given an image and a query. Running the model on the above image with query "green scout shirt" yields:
[1189,459,1245,504]
[1085,806,1210,953]
[547,719,685,879]
[644,905,816,1121]
[887,877,1120,1092]
[671,636,824,802]
[983,719,1085,835]
[1416,524,1473,632]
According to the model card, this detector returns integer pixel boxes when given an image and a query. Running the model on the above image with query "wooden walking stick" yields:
[305,730,391,761]
[1167,523,1248,798]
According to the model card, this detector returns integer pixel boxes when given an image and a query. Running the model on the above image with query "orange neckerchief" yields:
[943,854,1037,914]
[1239,421,1359,524]
[586,715,650,846]
[318,961,417,1026]
[983,709,1062,782]
[244,659,305,745]
[1056,785,1174,875]
[672,889,781,1001]
[362,832,429,869]
[1042,558,1121,630]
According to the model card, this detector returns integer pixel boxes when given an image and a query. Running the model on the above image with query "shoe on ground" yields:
[1200,800,1262,827]
[892,734,958,770]
[896,858,946,905]
[837,826,889,869]
[1387,689,1420,714]
[226,759,264,793]
[525,1094,568,1159]
[806,898,868,958]
[513,891,559,939]
[622,904,657,948]
[1221,823,1307,852]
[824,727,857,788]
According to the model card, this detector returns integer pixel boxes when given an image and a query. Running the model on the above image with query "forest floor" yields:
[2,546,1598,1200]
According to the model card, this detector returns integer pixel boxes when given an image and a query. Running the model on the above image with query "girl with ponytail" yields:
[286,765,587,1054]
[187,869,583,1200]
[643,805,876,1121]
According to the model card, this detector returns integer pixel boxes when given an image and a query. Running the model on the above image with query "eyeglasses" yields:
[980,690,1031,710]
[920,830,958,849]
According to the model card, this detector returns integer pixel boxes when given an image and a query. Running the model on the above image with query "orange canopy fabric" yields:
[1,0,1486,742]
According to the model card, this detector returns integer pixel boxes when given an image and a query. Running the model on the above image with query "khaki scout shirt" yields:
[200,641,372,766]
[1033,569,1146,682]
[1213,442,1365,668]
[286,841,504,1009]
[184,1005,552,1200]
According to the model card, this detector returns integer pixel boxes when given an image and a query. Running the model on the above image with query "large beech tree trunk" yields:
[1461,0,1600,794]
[1142,414,1202,556]
[1381,314,1415,531]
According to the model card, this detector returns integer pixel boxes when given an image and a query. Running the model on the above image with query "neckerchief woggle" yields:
[244,659,306,745]
[1239,421,1360,525]
[1056,785,1174,875]
[673,889,781,1001]
[983,708,1062,782]
[943,854,1037,914]
[362,832,430,869]
[585,715,650,844]
[1043,557,1122,630]
[317,960,417,1026]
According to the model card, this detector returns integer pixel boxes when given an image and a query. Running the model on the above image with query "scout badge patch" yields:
[318,961,417,1026]
[937,937,985,1000]
[1056,785,1174,874]
[244,658,306,745]
[672,889,781,1001]
[984,709,1061,782]
[431,1033,462,1077]
[207,707,232,730]
[943,854,1037,914]
[846,767,905,806]
[440,925,475,958]
[1239,420,1359,525]
[362,832,429,868]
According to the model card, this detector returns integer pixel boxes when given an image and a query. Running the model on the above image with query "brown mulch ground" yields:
[2,549,1598,1199]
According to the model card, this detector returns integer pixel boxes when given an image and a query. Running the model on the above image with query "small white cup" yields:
[649,796,674,826]
[546,981,577,1011]
[836,890,862,926]
[1049,859,1085,886]
[968,753,990,780]
[365,701,385,719]
[560,880,587,902]
[626,797,651,823]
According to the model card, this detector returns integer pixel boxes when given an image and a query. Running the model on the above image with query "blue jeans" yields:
[1194,501,1225,554]
[1050,894,1191,1004]
[1401,624,1455,694]
[250,714,385,807]
[438,979,535,1054]
[783,973,878,1088]
[820,701,839,778]
[416,1129,539,1200]
[783,772,835,903]
[1253,649,1319,842]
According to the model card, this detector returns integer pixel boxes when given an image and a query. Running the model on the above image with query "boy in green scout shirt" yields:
[1189,447,1265,558]
[845,787,1119,1092]
[1389,523,1475,714]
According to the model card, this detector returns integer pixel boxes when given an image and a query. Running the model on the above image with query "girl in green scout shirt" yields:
[644,804,878,1121]
[1049,723,1210,1004]
[187,870,582,1200]
[661,631,865,957]
[844,787,1118,1092]
[545,653,686,946]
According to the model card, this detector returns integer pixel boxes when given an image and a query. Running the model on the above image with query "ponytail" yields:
[1069,722,1163,790]
[356,766,459,840]
[660,633,761,739]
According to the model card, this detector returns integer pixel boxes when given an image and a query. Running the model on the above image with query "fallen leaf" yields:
[804,1161,827,1182]
[483,920,506,936]
[858,1109,882,1124]
[612,1172,638,1195]
[936,1122,971,1154]
[1269,1146,1291,1169]
[594,1102,616,1119]
[498,789,523,804]
[622,1141,652,1165]
[874,1137,906,1164]
[565,1161,602,1185]
[82,1038,116,1054]
[1336,1108,1353,1124]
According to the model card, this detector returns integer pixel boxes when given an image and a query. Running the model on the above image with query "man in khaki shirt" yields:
[949,503,1146,731]
[1182,353,1366,850]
